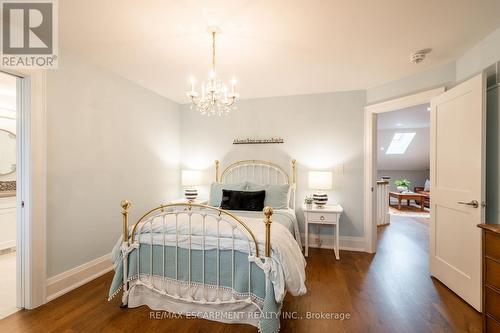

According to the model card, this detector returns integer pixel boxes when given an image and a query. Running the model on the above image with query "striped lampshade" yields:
[184,188,198,200]
[309,171,332,207]
[312,192,328,206]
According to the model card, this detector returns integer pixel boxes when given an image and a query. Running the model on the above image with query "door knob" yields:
[457,200,479,208]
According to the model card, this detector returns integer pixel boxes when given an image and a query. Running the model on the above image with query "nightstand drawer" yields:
[307,212,336,223]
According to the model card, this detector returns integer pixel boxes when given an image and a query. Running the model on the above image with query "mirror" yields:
[0,129,16,176]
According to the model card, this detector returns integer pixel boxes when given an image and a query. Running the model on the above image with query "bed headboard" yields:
[215,159,297,209]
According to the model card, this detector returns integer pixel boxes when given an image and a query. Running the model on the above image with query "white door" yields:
[429,74,485,311]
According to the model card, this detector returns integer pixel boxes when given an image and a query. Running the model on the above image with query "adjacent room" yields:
[377,104,431,222]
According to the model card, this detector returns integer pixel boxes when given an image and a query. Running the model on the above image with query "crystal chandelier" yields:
[187,26,239,116]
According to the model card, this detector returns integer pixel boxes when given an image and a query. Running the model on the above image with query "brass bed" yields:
[110,159,300,333]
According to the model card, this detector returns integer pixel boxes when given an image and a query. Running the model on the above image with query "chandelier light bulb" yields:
[231,77,237,93]
[189,76,195,92]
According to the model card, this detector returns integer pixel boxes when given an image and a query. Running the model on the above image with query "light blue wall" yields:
[455,26,500,224]
[46,50,182,277]
[366,62,456,104]
[178,25,500,243]
[366,26,500,224]
[486,71,499,224]
[456,26,500,224]
[180,91,367,239]
[456,27,500,81]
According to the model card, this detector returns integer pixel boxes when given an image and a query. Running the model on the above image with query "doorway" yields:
[0,69,47,311]
[364,87,444,252]
[0,71,20,318]
[376,103,431,224]
[364,75,486,311]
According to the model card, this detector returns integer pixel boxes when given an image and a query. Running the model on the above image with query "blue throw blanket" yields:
[109,244,282,333]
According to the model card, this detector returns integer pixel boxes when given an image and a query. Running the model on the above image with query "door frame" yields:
[1,68,47,309]
[363,87,445,253]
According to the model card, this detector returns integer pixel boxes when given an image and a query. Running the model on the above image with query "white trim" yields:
[300,233,365,252]
[46,253,114,302]
[26,70,47,308]
[2,68,47,309]
[363,87,445,253]
[365,87,445,114]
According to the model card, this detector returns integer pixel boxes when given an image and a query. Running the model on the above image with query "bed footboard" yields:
[118,201,274,312]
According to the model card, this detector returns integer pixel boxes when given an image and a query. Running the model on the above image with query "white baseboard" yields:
[300,232,365,252]
[46,253,113,302]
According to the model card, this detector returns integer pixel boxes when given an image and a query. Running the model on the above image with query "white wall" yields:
[0,118,16,181]
[180,91,366,238]
[46,50,181,277]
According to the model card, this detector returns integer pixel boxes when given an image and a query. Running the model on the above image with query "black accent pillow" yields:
[220,190,266,211]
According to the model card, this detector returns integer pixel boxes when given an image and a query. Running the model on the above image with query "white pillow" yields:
[424,179,430,192]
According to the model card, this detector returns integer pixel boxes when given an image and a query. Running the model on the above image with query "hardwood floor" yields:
[0,215,481,332]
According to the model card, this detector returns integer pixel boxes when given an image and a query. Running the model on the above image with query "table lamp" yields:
[181,170,202,201]
[308,171,332,207]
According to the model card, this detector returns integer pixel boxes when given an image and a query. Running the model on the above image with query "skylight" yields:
[385,132,416,155]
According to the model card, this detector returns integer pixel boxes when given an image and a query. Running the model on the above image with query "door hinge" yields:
[371,186,374,192]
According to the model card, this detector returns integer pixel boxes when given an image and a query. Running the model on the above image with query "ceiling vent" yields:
[410,48,432,64]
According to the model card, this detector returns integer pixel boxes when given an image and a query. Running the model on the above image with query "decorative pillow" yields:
[208,182,247,207]
[220,190,266,211]
[424,179,431,192]
[246,182,290,209]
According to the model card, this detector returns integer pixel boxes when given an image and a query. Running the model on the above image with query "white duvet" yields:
[228,208,302,248]
[112,209,307,302]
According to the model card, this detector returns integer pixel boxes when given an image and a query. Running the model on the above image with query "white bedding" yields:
[225,208,302,248]
[112,209,307,302]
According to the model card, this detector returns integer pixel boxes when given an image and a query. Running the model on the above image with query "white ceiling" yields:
[377,105,430,170]
[377,104,430,130]
[377,127,429,170]
[60,0,500,103]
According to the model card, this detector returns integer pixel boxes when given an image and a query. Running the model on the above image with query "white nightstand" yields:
[303,204,343,260]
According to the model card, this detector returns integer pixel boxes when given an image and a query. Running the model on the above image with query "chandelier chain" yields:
[212,31,216,71]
